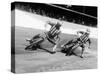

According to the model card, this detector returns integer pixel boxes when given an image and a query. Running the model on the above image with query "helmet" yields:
[86,29,90,34]
[57,22,62,27]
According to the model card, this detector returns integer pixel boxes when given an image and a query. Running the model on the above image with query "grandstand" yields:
[11,2,97,27]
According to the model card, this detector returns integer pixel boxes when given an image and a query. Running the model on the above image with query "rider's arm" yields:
[46,21,56,27]
[87,38,91,48]
[77,31,84,35]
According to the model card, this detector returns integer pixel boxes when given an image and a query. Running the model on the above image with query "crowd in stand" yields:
[15,3,97,27]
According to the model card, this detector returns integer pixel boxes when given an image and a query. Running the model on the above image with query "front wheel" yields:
[25,44,37,50]
[25,45,33,50]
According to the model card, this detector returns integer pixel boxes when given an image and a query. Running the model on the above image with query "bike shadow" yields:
[38,47,56,54]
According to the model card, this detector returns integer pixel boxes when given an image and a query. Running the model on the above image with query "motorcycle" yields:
[61,32,90,57]
[25,34,44,50]
[25,32,60,52]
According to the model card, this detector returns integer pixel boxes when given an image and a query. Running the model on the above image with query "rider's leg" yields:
[80,45,85,58]
[26,38,31,41]
[52,37,60,53]
[25,38,32,44]
[52,44,57,52]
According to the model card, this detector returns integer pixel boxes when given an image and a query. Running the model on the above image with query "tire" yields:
[25,45,33,50]
[32,45,37,50]
[25,44,38,50]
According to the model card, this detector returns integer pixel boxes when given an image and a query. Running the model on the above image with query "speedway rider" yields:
[45,18,63,53]
[61,29,91,58]
[77,29,91,49]
[76,29,91,58]
[26,18,63,53]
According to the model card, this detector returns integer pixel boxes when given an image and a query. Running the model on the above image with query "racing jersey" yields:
[47,21,61,39]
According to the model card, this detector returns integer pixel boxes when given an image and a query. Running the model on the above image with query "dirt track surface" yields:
[15,50,97,73]
[14,26,97,73]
